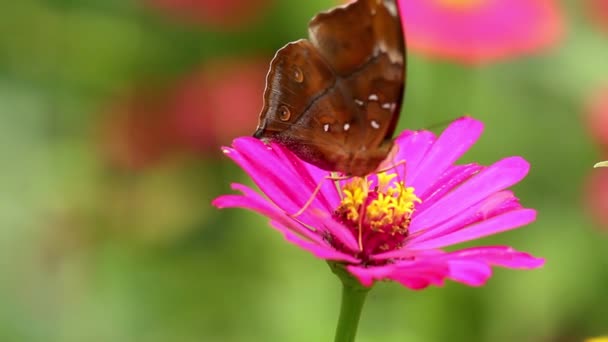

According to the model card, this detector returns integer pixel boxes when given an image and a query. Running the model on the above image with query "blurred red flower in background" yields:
[583,86,608,230]
[99,86,179,170]
[99,58,267,170]
[146,0,271,29]
[397,0,564,65]
[170,58,267,154]
[586,0,608,34]
[584,167,608,229]
[583,86,608,148]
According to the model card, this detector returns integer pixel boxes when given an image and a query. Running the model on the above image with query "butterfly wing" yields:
[309,0,405,146]
[255,39,335,139]
[254,0,405,176]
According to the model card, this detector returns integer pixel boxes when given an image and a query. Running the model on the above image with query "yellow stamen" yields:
[335,173,422,251]
[377,172,397,191]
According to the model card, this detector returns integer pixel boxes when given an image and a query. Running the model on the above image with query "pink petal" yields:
[313,210,360,253]
[366,246,543,288]
[214,185,359,263]
[214,183,362,258]
[417,163,484,209]
[347,264,396,287]
[410,190,522,244]
[282,228,361,264]
[411,156,530,232]
[410,209,537,249]
[399,0,564,64]
[393,130,436,178]
[226,138,324,217]
[445,246,544,286]
[446,246,545,268]
[447,260,492,286]
[370,248,419,261]
[386,264,448,289]
[347,260,449,289]
[409,117,484,195]
[271,142,339,211]
[213,183,326,246]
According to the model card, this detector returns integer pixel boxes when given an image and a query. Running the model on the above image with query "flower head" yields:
[398,0,564,64]
[213,117,544,289]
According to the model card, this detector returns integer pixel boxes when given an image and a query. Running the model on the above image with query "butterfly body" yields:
[254,0,405,177]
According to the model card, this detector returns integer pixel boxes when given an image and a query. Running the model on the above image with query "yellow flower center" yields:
[333,172,421,261]
[434,0,486,10]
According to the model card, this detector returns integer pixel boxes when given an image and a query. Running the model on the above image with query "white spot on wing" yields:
[371,120,380,129]
[368,94,379,101]
[343,123,350,131]
[323,124,330,132]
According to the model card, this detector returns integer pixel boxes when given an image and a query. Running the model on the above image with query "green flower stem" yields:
[334,281,370,342]
[329,262,372,342]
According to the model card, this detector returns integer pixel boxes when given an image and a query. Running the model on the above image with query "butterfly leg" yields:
[288,173,350,218]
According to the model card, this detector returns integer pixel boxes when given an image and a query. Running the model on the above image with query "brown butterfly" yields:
[253,0,405,177]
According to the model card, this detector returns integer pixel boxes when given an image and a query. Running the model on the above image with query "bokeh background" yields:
[1,0,608,341]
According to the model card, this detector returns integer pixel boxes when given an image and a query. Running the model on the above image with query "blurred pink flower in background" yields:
[147,0,271,29]
[583,86,608,230]
[214,117,544,289]
[170,58,267,154]
[584,167,608,229]
[99,87,179,170]
[99,58,267,170]
[583,86,608,149]
[586,0,608,34]
[398,0,564,64]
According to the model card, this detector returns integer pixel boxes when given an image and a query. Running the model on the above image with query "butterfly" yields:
[253,0,405,178]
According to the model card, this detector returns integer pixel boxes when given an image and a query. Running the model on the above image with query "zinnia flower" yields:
[399,0,564,64]
[213,117,544,289]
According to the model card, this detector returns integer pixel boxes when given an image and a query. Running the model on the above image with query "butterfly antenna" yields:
[425,117,459,133]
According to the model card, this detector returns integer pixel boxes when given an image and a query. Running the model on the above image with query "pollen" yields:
[333,172,421,259]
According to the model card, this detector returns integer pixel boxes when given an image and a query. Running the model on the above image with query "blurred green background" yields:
[1,0,608,341]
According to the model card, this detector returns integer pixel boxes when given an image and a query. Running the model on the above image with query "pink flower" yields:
[399,0,564,64]
[213,117,544,289]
